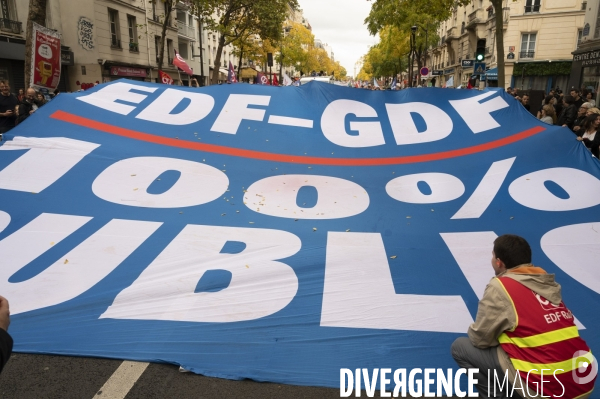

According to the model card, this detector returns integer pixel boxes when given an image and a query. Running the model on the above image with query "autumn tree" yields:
[196,0,298,85]
[24,0,47,88]
[366,0,512,88]
[276,21,314,81]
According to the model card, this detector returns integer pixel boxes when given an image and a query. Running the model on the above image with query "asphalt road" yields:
[0,353,344,399]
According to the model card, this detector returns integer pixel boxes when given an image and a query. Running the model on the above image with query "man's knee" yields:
[451,336,472,361]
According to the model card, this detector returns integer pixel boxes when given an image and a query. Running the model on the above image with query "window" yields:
[155,36,161,63]
[127,15,138,51]
[178,42,188,59]
[108,9,121,48]
[520,33,536,58]
[578,29,583,47]
[524,0,540,13]
[595,5,600,38]
[582,1,587,11]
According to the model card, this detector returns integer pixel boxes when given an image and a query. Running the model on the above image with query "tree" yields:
[24,0,47,88]
[155,0,177,73]
[366,0,512,88]
[196,0,298,85]
[276,21,314,81]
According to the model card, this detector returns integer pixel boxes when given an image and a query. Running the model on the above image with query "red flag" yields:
[173,49,193,76]
[158,70,173,85]
[256,72,270,85]
[272,74,279,86]
[227,61,237,83]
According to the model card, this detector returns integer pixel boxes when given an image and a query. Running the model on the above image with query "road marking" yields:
[267,115,313,128]
[94,361,149,398]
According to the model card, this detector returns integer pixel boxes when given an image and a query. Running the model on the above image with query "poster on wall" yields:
[30,22,61,91]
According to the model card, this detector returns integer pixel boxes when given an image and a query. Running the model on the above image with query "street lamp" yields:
[412,24,429,79]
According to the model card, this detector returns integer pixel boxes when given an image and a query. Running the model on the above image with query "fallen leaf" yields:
[406,216,411,219]
[345,229,350,232]
[64,259,69,264]
[133,188,138,191]
[221,213,226,216]
[249,222,255,224]
[312,227,317,231]
[245,265,249,268]
[179,212,183,214]
[390,255,397,259]
[510,216,514,219]
[131,174,136,176]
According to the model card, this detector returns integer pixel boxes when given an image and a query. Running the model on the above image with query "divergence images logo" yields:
[572,350,598,385]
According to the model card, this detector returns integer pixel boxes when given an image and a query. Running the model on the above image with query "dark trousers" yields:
[451,337,522,399]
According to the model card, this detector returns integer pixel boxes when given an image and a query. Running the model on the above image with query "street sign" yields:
[461,59,474,68]
[432,70,443,76]
[474,62,486,74]
[420,67,429,76]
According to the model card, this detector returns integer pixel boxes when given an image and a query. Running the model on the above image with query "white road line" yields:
[94,360,149,399]
[268,115,313,128]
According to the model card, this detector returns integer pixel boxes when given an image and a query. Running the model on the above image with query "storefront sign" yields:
[507,52,515,60]
[443,67,455,75]
[573,49,600,67]
[61,50,74,66]
[110,66,148,78]
[30,22,61,90]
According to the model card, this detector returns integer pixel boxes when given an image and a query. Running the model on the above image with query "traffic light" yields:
[476,39,486,62]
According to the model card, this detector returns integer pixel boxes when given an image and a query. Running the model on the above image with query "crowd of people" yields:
[0,81,54,139]
[507,86,600,158]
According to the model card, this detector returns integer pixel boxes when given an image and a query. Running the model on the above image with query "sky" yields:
[298,0,379,77]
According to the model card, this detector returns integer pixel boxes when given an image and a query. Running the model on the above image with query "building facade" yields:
[431,0,585,91]
[0,0,240,92]
[569,0,600,98]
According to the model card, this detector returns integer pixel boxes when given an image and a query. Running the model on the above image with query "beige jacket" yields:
[468,265,592,399]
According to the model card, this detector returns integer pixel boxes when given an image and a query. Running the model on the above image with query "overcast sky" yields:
[298,0,379,77]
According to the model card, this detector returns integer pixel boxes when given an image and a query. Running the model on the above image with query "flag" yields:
[272,74,279,86]
[282,72,293,86]
[390,77,397,90]
[445,76,454,88]
[158,70,173,85]
[173,49,193,76]
[227,61,237,84]
[373,79,380,89]
[256,72,270,85]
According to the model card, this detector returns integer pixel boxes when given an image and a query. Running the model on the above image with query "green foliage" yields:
[512,62,572,77]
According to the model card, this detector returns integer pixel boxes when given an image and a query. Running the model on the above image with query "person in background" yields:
[17,88,24,102]
[570,88,585,109]
[0,295,12,374]
[36,92,46,107]
[520,94,531,112]
[556,95,578,130]
[0,80,19,135]
[538,104,556,125]
[572,103,592,133]
[16,88,39,125]
[576,114,600,158]
[585,90,596,107]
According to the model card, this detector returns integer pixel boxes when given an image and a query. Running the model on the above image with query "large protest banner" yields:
[0,80,598,390]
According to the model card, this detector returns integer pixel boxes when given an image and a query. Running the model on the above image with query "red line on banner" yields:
[51,110,545,166]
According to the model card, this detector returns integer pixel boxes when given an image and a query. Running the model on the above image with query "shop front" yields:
[569,47,600,100]
[103,65,150,83]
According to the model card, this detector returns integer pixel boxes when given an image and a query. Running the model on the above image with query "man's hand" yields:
[0,296,10,332]
[2,110,12,117]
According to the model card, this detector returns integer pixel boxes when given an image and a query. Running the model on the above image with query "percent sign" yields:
[386,157,515,219]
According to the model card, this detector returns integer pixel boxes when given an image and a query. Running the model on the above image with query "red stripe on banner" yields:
[50,110,546,166]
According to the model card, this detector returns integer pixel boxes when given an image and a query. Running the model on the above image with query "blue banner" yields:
[1,80,599,390]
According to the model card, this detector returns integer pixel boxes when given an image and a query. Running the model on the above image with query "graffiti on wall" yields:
[78,17,94,51]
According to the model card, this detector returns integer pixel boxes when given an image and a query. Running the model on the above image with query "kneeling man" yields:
[452,234,596,399]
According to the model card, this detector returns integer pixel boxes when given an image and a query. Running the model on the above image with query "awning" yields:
[485,67,498,80]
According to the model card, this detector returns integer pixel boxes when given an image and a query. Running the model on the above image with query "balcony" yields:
[177,20,195,39]
[467,9,484,29]
[0,18,22,34]
[519,51,535,59]
[446,27,458,41]
[129,42,139,52]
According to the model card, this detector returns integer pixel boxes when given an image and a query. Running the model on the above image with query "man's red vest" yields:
[496,277,596,399]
